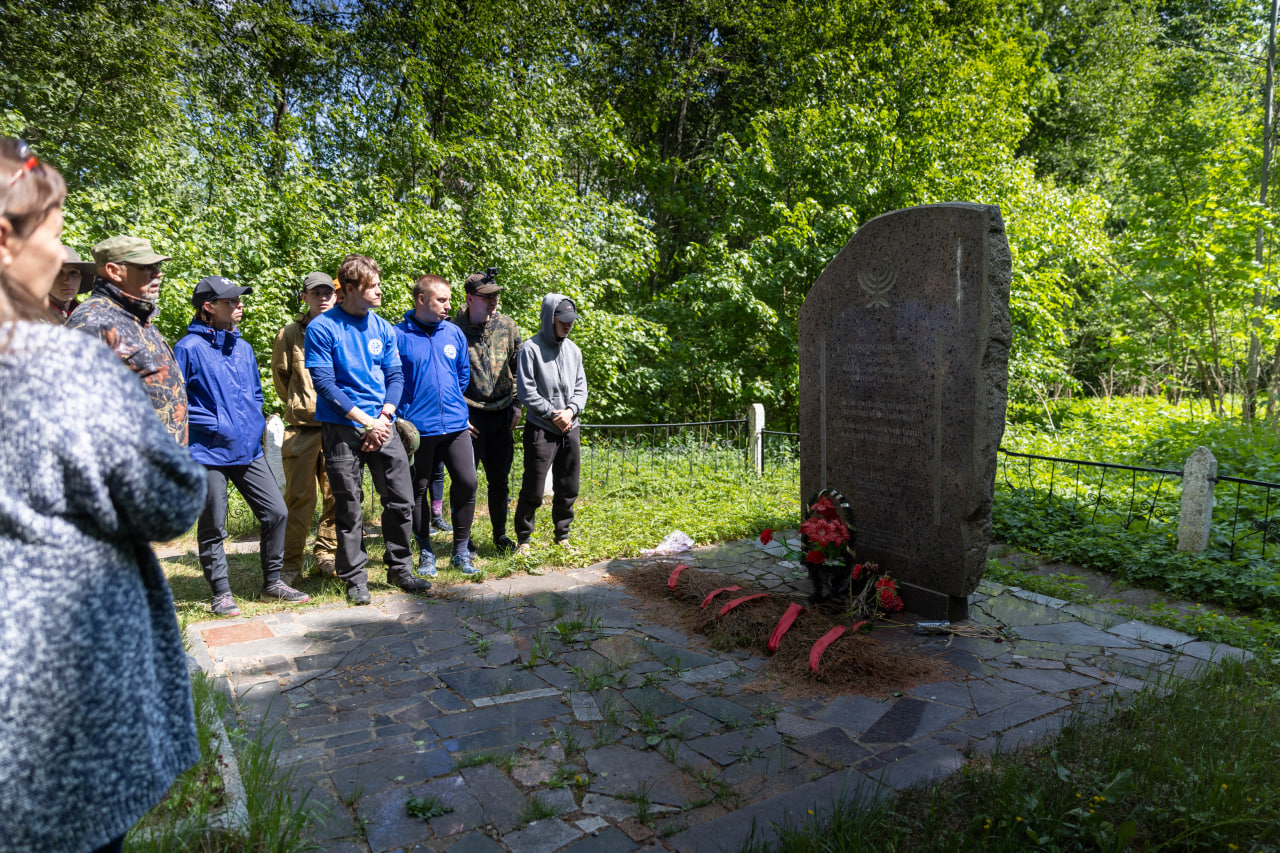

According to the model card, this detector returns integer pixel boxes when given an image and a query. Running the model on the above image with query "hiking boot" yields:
[415,547,437,577]
[315,557,337,578]
[347,583,371,606]
[450,553,480,575]
[431,513,452,533]
[494,534,517,555]
[261,582,311,603]
[209,593,240,617]
[392,575,432,594]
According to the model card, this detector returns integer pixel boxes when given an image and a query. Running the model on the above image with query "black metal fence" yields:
[996,447,1280,562]
[230,414,1280,567]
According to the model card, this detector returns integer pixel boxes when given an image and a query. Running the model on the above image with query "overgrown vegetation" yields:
[6,0,1277,423]
[996,397,1280,623]
[127,669,317,852]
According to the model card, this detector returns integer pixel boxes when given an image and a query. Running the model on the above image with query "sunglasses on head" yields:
[6,139,45,189]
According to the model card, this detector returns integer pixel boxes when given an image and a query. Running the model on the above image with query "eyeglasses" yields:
[122,262,162,275]
[214,297,243,306]
[6,139,45,189]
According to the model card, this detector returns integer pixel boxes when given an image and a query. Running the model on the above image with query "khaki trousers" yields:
[281,424,337,569]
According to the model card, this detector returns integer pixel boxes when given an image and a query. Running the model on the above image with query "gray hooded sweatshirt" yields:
[517,293,587,434]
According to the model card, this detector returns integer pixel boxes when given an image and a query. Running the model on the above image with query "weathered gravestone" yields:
[798,203,1011,620]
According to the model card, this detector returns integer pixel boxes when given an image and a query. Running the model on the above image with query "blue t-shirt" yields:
[304,305,403,426]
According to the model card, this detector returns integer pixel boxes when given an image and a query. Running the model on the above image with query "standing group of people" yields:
[47,241,589,613]
[0,135,592,851]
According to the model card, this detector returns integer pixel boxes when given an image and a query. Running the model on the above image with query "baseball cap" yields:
[302,271,335,291]
[91,235,171,267]
[554,298,578,324]
[192,275,253,308]
[464,271,503,296]
[62,246,97,293]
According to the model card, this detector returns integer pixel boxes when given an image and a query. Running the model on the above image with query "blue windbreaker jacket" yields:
[394,310,471,437]
[174,321,266,466]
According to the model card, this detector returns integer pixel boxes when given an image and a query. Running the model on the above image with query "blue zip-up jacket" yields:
[394,310,471,437]
[174,321,266,467]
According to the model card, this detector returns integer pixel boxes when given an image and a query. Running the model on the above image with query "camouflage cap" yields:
[91,235,171,267]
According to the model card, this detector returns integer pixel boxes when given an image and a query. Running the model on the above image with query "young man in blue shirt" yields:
[304,255,431,604]
[395,274,480,575]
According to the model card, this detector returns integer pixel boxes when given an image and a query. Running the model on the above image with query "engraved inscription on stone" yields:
[798,203,1011,617]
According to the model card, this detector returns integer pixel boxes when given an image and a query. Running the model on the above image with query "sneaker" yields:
[515,541,532,555]
[450,553,480,575]
[347,583,371,606]
[416,547,437,577]
[210,593,240,617]
[261,582,311,603]
[431,513,452,533]
[494,534,516,555]
[393,575,432,594]
[315,557,337,578]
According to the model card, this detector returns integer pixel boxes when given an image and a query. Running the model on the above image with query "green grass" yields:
[127,668,318,852]
[745,655,1280,852]
[158,446,797,619]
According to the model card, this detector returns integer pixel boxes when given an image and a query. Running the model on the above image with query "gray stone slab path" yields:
[186,536,1252,853]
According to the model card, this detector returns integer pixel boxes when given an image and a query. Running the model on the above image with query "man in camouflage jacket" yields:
[66,235,188,446]
[453,270,523,553]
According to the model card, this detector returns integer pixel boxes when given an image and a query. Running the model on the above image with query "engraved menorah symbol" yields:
[857,268,896,308]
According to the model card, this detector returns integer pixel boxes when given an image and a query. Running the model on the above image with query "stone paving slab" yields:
[187,535,1252,852]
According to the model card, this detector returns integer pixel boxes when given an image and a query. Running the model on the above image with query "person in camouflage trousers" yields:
[66,235,189,446]
[453,269,523,553]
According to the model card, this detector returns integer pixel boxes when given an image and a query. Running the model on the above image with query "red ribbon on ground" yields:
[809,625,847,674]
[718,592,771,619]
[767,602,805,653]
[701,585,741,609]
[667,564,690,589]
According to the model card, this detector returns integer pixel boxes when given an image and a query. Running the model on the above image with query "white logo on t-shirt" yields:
[444,344,457,360]
[368,339,384,356]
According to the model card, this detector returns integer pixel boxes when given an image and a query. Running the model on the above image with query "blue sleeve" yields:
[248,346,265,410]
[456,327,470,397]
[305,320,357,415]
[309,362,356,415]
[382,324,404,410]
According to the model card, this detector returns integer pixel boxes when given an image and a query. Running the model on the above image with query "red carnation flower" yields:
[759,528,773,545]
[851,563,863,580]
[875,577,904,612]
[805,549,826,565]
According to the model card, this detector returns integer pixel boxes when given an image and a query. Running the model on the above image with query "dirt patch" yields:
[616,562,950,697]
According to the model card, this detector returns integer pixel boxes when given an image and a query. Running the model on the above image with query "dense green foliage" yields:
[2,0,1276,423]
[998,396,1280,615]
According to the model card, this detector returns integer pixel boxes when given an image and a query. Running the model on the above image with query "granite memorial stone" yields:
[798,202,1011,619]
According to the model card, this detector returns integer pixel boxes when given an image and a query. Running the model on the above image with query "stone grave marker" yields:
[798,203,1011,619]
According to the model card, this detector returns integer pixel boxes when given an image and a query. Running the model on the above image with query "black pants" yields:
[412,428,477,555]
[514,424,580,543]
[321,423,415,587]
[198,456,287,596]
[471,406,516,538]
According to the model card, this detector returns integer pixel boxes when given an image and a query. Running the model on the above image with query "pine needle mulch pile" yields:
[616,562,949,696]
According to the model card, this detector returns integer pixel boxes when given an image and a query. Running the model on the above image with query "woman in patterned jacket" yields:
[0,137,207,853]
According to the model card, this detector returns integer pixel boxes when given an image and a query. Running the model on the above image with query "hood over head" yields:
[539,292,578,342]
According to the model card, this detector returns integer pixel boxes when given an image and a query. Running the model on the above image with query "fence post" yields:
[264,414,286,491]
[1177,445,1216,552]
[747,403,765,475]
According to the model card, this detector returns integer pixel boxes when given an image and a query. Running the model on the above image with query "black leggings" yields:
[412,429,477,554]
